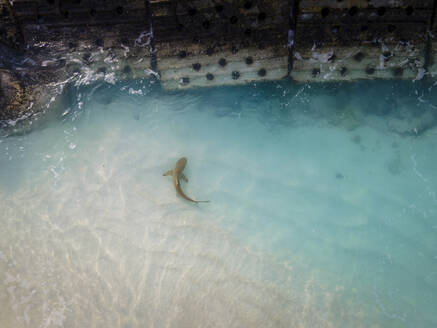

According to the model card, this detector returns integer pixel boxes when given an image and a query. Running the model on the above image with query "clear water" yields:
[1,79,437,328]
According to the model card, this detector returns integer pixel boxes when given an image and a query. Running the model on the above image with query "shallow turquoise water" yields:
[1,79,437,327]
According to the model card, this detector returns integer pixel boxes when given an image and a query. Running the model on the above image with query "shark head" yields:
[175,157,187,171]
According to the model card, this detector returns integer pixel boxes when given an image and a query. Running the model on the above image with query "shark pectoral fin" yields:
[180,173,188,183]
[163,170,173,176]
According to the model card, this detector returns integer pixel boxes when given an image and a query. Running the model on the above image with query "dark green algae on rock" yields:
[0,68,68,136]
[0,69,33,123]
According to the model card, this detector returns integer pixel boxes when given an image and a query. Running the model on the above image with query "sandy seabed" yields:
[1,80,436,328]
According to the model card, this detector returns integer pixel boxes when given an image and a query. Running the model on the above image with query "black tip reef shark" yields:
[163,157,210,203]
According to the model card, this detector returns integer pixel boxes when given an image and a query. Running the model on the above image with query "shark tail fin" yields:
[163,170,173,176]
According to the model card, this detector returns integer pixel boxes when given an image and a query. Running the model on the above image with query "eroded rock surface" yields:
[0,69,31,122]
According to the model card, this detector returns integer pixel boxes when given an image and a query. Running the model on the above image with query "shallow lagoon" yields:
[1,79,437,327]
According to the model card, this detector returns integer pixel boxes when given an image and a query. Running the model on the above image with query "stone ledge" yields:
[0,0,436,124]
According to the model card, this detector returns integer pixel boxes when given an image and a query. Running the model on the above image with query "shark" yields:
[163,157,210,203]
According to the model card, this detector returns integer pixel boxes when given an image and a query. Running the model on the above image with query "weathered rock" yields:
[0,69,32,122]
[0,65,70,135]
